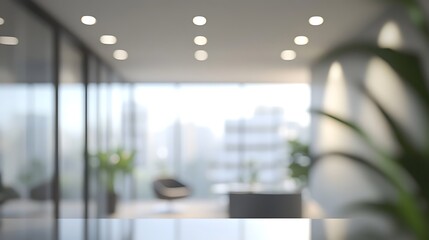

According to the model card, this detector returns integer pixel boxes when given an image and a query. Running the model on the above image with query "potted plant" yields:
[247,160,259,190]
[96,148,135,214]
[311,0,429,238]
[287,139,311,189]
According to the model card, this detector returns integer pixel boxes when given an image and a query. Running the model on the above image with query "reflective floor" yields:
[0,219,350,240]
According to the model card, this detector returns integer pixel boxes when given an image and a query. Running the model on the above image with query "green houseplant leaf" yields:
[96,148,136,193]
[360,84,429,205]
[287,140,311,186]
[348,199,429,240]
[311,151,429,240]
[347,201,416,236]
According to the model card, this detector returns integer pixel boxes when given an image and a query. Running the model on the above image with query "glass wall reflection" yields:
[1,219,328,240]
[87,57,99,240]
[0,0,54,239]
[59,35,84,221]
[57,34,85,238]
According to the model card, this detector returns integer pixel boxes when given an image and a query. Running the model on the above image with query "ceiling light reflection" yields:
[194,50,208,61]
[0,17,4,25]
[81,16,96,25]
[193,16,207,26]
[281,50,296,60]
[113,50,128,60]
[309,16,324,26]
[100,35,117,45]
[194,36,207,46]
[0,36,19,45]
[294,36,309,45]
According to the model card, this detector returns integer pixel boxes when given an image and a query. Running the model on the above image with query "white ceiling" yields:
[34,0,388,83]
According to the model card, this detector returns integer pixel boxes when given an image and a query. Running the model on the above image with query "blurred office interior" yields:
[1,0,429,239]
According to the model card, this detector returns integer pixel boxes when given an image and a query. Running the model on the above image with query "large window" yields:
[133,83,310,199]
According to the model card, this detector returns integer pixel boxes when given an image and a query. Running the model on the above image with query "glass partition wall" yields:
[59,35,84,219]
[0,0,55,239]
[0,0,130,239]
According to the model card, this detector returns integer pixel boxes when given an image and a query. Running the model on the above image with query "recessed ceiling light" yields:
[294,36,309,45]
[194,50,208,61]
[0,36,19,45]
[194,36,207,46]
[193,16,207,26]
[81,16,96,25]
[0,17,4,25]
[281,50,296,61]
[100,35,117,45]
[113,50,128,60]
[309,16,324,26]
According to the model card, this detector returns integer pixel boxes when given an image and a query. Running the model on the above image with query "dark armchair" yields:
[152,178,190,201]
[0,173,19,205]
[152,178,191,213]
[0,187,19,205]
